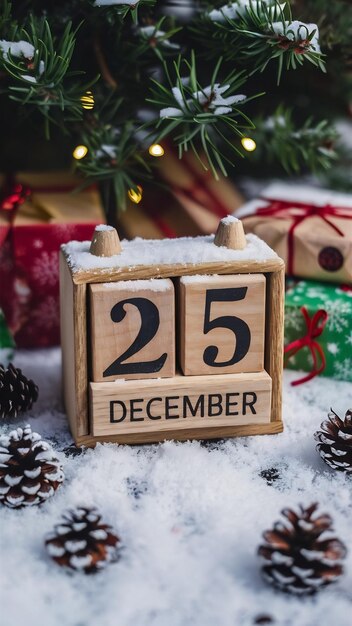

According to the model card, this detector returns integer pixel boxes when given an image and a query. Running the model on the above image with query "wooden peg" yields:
[90,225,122,257]
[214,216,246,250]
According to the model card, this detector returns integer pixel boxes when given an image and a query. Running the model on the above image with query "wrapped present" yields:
[0,172,104,348]
[284,279,352,384]
[118,148,244,240]
[0,308,15,365]
[237,183,352,284]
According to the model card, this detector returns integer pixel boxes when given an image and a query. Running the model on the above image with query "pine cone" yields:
[315,408,352,473]
[0,363,38,419]
[45,507,120,573]
[258,503,346,595]
[0,425,64,508]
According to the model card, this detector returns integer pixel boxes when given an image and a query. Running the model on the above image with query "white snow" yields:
[271,21,321,53]
[221,215,239,225]
[0,40,35,59]
[209,1,286,23]
[0,348,352,625]
[62,233,278,273]
[103,279,172,292]
[180,275,218,284]
[95,224,115,232]
[236,182,352,218]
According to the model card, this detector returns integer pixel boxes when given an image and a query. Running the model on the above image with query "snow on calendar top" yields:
[62,232,278,273]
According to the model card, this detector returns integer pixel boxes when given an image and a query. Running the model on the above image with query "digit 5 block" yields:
[179,274,266,376]
[89,279,175,382]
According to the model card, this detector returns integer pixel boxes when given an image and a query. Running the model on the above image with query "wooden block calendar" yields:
[60,218,284,446]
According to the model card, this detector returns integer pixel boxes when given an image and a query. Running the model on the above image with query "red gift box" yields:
[0,172,105,348]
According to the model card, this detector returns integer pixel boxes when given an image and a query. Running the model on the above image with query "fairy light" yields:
[73,145,88,160]
[128,185,143,204]
[81,91,95,110]
[241,137,257,152]
[148,143,165,157]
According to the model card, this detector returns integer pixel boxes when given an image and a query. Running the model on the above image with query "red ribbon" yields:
[0,181,31,213]
[284,306,329,386]
[247,198,352,275]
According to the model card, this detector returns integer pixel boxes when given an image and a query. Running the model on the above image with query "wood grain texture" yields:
[179,274,266,376]
[90,371,272,438]
[60,252,89,437]
[89,279,175,382]
[265,267,285,423]
[70,257,284,285]
[75,421,283,447]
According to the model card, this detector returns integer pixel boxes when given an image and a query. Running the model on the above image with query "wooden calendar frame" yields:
[60,242,285,447]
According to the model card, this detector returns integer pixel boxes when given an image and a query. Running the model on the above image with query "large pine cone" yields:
[315,408,352,473]
[0,363,38,419]
[45,507,120,573]
[258,503,346,595]
[0,425,64,508]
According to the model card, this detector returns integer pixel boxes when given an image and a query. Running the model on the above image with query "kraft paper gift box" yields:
[284,279,352,384]
[0,172,104,348]
[237,183,352,284]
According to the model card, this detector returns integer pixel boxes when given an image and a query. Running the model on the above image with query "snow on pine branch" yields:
[0,39,45,83]
[160,83,246,119]
[209,0,285,23]
[271,21,321,53]
[139,27,180,50]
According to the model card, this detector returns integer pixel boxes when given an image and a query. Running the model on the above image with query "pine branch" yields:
[250,107,338,172]
[191,0,325,82]
[147,51,262,177]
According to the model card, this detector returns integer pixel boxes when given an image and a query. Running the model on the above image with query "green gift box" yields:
[0,308,15,366]
[284,280,352,383]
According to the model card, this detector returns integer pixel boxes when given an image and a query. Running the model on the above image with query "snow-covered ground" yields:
[0,348,351,626]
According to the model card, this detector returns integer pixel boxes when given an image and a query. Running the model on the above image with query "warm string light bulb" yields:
[73,145,88,160]
[128,185,143,204]
[241,137,257,152]
[148,143,165,157]
[81,91,95,110]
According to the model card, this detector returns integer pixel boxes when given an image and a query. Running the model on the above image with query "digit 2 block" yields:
[179,274,266,376]
[89,279,175,382]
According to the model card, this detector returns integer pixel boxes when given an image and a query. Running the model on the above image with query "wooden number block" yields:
[179,274,266,376]
[89,279,175,382]
[90,371,272,439]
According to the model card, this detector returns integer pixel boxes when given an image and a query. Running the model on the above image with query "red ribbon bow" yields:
[284,306,329,386]
[251,198,352,275]
[0,181,31,213]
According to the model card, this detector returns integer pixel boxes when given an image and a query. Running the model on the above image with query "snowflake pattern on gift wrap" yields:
[333,357,352,381]
[327,342,339,355]
[305,286,331,302]
[31,251,59,288]
[326,301,352,333]
[33,239,44,249]
[31,296,58,330]
[284,307,304,331]
[53,223,77,242]
[346,332,352,346]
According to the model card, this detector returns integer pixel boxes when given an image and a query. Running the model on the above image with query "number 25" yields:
[203,287,251,367]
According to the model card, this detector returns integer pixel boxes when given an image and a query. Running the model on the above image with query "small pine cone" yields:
[258,503,346,595]
[0,425,64,508]
[315,408,352,473]
[0,363,38,419]
[45,507,120,573]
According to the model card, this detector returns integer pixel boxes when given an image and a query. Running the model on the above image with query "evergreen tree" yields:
[0,0,350,217]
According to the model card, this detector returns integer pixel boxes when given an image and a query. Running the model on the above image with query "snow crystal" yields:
[221,215,239,225]
[271,21,321,53]
[0,40,35,59]
[103,279,172,292]
[21,75,37,83]
[1,348,352,626]
[209,0,285,23]
[95,224,115,232]
[62,233,278,273]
